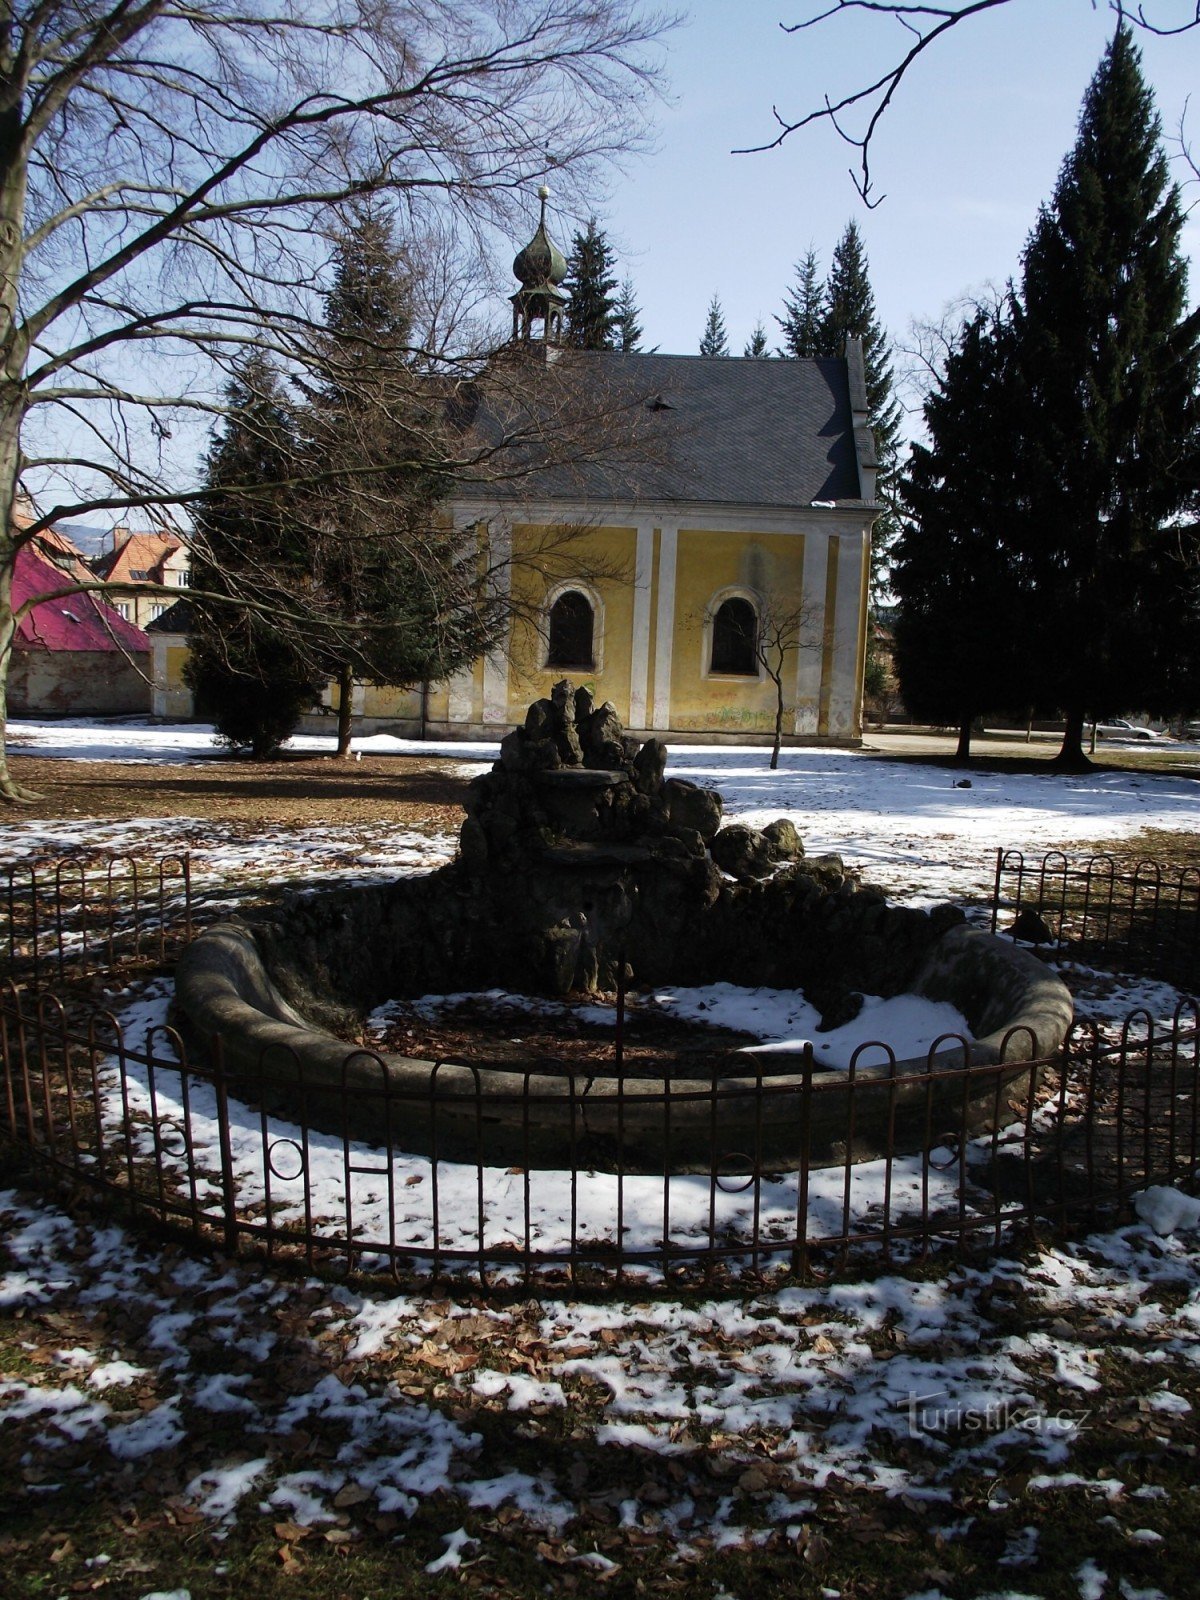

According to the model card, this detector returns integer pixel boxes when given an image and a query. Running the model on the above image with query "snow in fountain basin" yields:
[367,982,974,1069]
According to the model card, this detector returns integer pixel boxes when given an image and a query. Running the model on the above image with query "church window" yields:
[547,589,595,669]
[710,596,758,675]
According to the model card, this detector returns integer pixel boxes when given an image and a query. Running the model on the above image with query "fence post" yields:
[210,1037,240,1257]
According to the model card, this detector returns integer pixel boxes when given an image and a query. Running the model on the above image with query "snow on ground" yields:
[2,723,1200,1589]
[1,1181,1197,1589]
[8,717,1199,906]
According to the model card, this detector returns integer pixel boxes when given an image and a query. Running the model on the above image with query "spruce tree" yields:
[564,218,620,349]
[185,356,322,758]
[615,276,644,353]
[893,309,1030,759]
[743,321,769,358]
[822,221,902,603]
[303,205,502,755]
[699,294,729,356]
[776,249,827,357]
[1011,25,1200,768]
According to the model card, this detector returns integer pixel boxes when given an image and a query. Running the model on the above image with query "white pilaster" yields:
[826,534,866,738]
[481,515,513,724]
[650,524,677,731]
[793,534,828,736]
[628,522,654,729]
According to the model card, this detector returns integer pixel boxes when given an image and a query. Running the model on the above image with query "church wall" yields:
[666,528,809,737]
[502,522,639,723]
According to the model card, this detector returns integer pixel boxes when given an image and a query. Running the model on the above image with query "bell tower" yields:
[510,185,569,345]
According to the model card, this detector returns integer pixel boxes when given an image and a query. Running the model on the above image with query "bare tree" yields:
[739,1,1199,206]
[0,0,673,800]
[703,591,818,769]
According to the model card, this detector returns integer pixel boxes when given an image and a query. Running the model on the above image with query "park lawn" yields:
[2,721,1199,1597]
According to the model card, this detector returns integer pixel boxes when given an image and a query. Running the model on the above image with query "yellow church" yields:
[152,200,878,745]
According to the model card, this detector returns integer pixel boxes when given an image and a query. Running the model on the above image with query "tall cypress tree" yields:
[822,221,902,602]
[564,218,620,349]
[776,248,827,357]
[1011,25,1200,768]
[699,294,729,356]
[893,308,1030,759]
[186,356,323,757]
[615,276,644,353]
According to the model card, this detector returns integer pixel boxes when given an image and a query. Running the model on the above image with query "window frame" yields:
[704,589,763,680]
[544,581,604,674]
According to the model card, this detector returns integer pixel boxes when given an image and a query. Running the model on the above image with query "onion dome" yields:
[510,185,569,345]
[513,187,567,287]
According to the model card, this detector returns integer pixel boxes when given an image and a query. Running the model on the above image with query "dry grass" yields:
[5,751,473,831]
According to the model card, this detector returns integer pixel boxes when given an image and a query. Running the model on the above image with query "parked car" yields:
[1094,719,1171,742]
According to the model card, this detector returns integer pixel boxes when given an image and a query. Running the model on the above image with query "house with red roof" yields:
[10,545,151,715]
[91,529,190,630]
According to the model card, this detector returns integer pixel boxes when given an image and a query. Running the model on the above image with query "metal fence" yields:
[3,853,193,989]
[2,977,1196,1289]
[0,848,1197,1289]
[991,848,1200,992]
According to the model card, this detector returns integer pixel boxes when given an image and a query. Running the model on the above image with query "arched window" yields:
[710,596,758,675]
[547,589,595,669]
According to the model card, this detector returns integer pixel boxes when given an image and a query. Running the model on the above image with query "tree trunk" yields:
[1051,706,1092,771]
[335,662,354,758]
[955,716,972,761]
[771,675,784,770]
[0,554,37,801]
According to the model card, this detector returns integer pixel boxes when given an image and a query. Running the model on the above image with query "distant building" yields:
[343,195,878,745]
[91,529,191,630]
[156,196,878,746]
[10,545,150,716]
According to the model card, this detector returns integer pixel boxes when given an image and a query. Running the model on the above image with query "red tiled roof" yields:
[13,546,150,654]
[94,529,182,585]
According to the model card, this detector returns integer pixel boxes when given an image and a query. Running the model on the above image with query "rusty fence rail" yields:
[2,854,194,989]
[2,980,1196,1290]
[991,848,1200,992]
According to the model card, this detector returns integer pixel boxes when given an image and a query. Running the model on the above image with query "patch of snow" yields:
[1132,1186,1200,1236]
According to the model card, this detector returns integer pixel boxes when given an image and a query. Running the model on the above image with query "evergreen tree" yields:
[185,357,323,758]
[743,321,769,358]
[303,204,504,755]
[776,249,827,357]
[893,309,1031,759]
[615,276,644,353]
[564,218,620,349]
[822,221,902,603]
[1010,25,1200,768]
[699,294,729,356]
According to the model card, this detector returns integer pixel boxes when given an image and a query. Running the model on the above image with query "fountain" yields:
[176,685,1073,1172]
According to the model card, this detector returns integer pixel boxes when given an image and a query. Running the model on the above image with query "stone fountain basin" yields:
[175,918,1072,1174]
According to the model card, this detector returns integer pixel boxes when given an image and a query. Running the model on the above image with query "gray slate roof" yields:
[455,351,867,511]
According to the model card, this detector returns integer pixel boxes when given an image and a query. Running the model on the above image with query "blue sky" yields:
[539,0,1200,384]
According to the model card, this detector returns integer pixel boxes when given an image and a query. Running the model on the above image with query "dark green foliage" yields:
[302,205,504,749]
[823,221,902,598]
[699,293,729,356]
[1009,25,1200,764]
[743,321,769,358]
[893,309,1030,752]
[185,355,323,758]
[776,248,826,357]
[564,218,620,349]
[616,276,644,352]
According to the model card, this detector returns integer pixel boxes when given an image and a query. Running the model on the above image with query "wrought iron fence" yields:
[2,978,1196,1290]
[991,848,1200,992]
[1,849,1197,1289]
[2,854,193,989]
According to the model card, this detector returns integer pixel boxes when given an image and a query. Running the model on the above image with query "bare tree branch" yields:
[736,0,1197,206]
